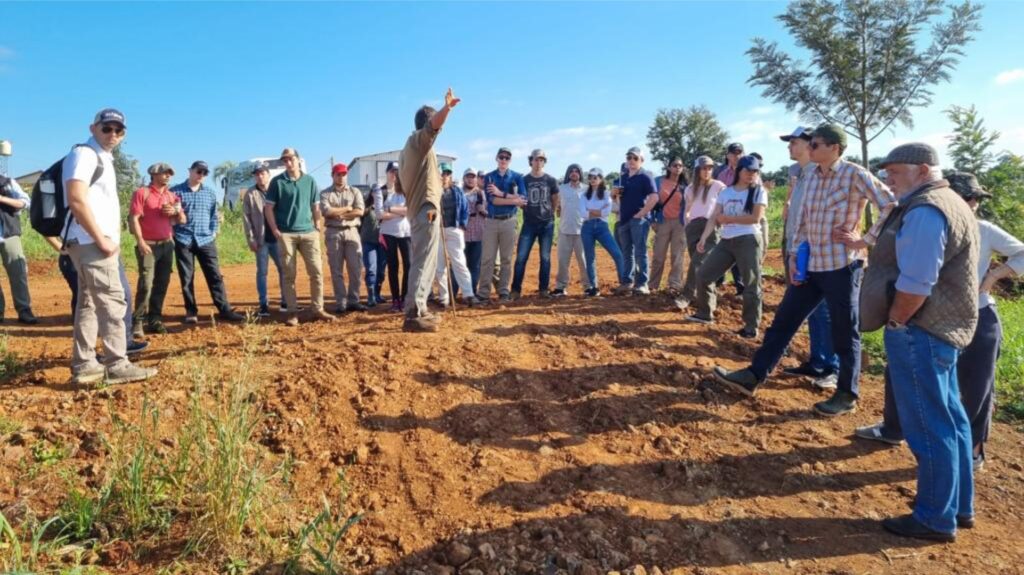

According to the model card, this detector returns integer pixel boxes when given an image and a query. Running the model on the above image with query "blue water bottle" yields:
[795,241,810,281]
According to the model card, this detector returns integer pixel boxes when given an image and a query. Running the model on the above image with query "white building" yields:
[347,150,458,189]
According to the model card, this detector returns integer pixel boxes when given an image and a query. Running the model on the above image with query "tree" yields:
[112,144,142,226]
[646,106,729,173]
[747,0,982,171]
[945,104,1000,174]
[214,160,237,183]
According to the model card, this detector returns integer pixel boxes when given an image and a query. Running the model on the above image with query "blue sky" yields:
[2,1,1022,190]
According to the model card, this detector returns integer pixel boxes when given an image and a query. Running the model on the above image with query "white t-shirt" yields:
[684,180,727,222]
[558,183,585,234]
[61,138,120,245]
[716,184,767,240]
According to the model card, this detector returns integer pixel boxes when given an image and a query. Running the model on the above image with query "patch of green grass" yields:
[995,297,1024,422]
[860,328,886,377]
[284,472,361,575]
[0,414,22,436]
[0,334,23,381]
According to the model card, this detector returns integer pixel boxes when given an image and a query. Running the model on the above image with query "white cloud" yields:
[749,105,775,116]
[994,69,1024,86]
[0,46,13,60]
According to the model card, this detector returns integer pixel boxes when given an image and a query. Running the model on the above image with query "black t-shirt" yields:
[523,173,559,225]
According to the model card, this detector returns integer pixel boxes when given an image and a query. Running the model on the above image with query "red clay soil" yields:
[1,249,1023,575]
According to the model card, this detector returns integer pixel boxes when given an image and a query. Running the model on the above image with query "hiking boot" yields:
[347,302,368,312]
[476,296,493,306]
[811,372,839,390]
[673,296,691,311]
[685,313,713,325]
[284,314,299,327]
[712,366,762,397]
[854,422,904,446]
[126,340,149,356]
[881,514,955,542]
[219,309,246,322]
[814,390,858,417]
[737,327,758,339]
[550,288,567,297]
[509,290,521,301]
[146,319,168,334]
[17,310,38,325]
[539,289,551,298]
[464,296,484,307]
[72,364,106,385]
[498,293,512,303]
[613,284,633,296]
[313,309,337,322]
[105,362,158,386]
[403,314,440,333]
[783,363,829,377]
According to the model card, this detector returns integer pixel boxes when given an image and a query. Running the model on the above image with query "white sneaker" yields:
[105,362,158,386]
[71,365,106,385]
[811,373,839,390]
[184,315,198,324]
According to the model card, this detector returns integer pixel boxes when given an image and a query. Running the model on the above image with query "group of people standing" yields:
[31,97,1024,546]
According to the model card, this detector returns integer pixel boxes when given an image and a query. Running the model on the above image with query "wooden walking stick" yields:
[439,218,458,316]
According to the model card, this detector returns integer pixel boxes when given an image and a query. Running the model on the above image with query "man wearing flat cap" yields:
[242,162,286,318]
[129,162,185,337]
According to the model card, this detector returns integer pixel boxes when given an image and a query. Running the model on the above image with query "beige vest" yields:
[860,180,979,348]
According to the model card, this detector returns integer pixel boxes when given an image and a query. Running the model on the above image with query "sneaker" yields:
[257,305,271,318]
[712,366,762,397]
[366,298,378,309]
[104,362,158,386]
[218,310,246,322]
[550,288,567,298]
[16,310,39,325]
[463,296,484,307]
[71,365,106,385]
[539,290,551,298]
[814,390,858,417]
[146,319,168,334]
[673,296,691,311]
[783,363,829,378]
[811,372,839,390]
[957,515,976,529]
[332,305,348,315]
[284,314,299,327]
[280,304,304,313]
[737,327,758,339]
[403,314,440,333]
[853,422,903,446]
[498,293,512,303]
[633,285,651,296]
[389,300,404,313]
[973,453,985,472]
[685,314,713,325]
[346,303,368,312]
[881,514,955,542]
[613,284,633,296]
[585,287,601,298]
[184,315,199,324]
[126,340,149,356]
[313,309,337,322]
[509,290,521,301]
[476,296,493,306]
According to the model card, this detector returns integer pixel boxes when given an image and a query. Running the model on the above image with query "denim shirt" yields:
[483,169,526,218]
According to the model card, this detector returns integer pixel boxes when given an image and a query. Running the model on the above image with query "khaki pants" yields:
[555,232,590,291]
[478,217,517,298]
[404,204,440,318]
[650,218,686,291]
[281,231,325,312]
[0,236,32,317]
[325,227,363,307]
[67,241,128,373]
[695,234,763,332]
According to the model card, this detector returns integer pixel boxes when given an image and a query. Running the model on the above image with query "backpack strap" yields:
[62,144,105,247]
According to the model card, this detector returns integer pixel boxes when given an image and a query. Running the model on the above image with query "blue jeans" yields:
[362,241,386,300]
[807,302,840,373]
[619,218,651,288]
[59,254,133,343]
[749,261,863,396]
[581,219,627,288]
[511,220,555,293]
[255,241,284,308]
[464,240,483,296]
[885,324,974,533]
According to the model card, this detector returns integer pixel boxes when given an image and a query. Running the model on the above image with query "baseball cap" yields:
[279,147,299,160]
[386,161,399,173]
[251,162,269,175]
[439,162,453,174]
[811,124,848,148]
[780,127,814,142]
[727,142,744,154]
[737,155,761,172]
[693,155,715,168]
[190,160,210,173]
[587,167,604,178]
[529,148,547,161]
[331,163,348,175]
[497,147,512,157]
[94,108,126,128]
[147,162,174,176]
[626,146,643,159]
[463,167,478,176]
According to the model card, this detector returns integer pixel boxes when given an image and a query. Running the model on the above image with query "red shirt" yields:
[129,185,180,241]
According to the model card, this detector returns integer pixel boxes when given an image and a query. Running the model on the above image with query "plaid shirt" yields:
[793,159,895,272]
[171,181,220,247]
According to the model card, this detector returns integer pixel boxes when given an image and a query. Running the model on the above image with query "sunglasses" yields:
[195,170,209,176]
[497,155,511,161]
[810,141,833,150]
[626,155,639,161]
[101,125,125,135]
[588,175,601,180]
[464,174,477,178]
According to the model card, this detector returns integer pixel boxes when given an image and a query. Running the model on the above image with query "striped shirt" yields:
[793,159,895,272]
[171,181,220,247]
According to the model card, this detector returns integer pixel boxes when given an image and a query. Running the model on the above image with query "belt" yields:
[145,239,174,245]
[489,214,515,221]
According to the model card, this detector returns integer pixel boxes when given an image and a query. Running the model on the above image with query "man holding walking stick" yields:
[400,87,460,332]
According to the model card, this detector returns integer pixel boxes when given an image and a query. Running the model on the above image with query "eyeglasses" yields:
[588,175,601,180]
[497,155,511,161]
[101,125,125,135]
[532,158,547,163]
[195,170,209,176]
[626,155,639,161]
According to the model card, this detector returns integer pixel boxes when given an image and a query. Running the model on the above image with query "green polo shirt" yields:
[266,172,318,233]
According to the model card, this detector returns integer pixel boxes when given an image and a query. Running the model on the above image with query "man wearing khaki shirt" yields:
[321,163,366,313]
[399,87,460,332]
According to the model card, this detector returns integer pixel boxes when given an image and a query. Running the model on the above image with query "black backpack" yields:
[30,145,103,239]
